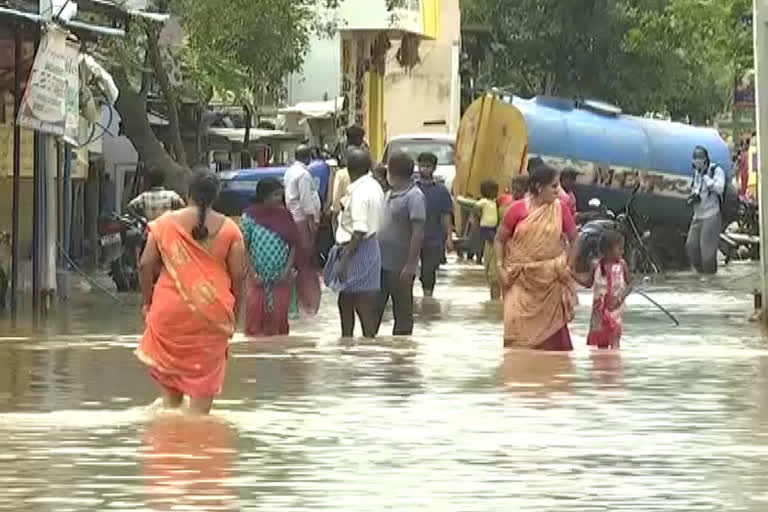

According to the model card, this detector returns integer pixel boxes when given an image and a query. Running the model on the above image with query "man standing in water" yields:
[284,145,321,257]
[324,147,384,338]
[417,152,453,298]
[376,152,426,335]
[332,126,367,228]
[686,146,725,274]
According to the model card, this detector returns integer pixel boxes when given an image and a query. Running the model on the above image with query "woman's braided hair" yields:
[189,167,220,241]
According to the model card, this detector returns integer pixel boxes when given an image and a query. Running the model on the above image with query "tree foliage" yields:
[105,0,348,190]
[462,0,753,123]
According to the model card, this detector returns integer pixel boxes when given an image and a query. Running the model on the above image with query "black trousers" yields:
[376,270,415,336]
[420,244,444,293]
[338,292,379,338]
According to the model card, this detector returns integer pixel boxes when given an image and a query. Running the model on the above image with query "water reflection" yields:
[589,350,624,389]
[498,350,575,396]
[141,414,237,511]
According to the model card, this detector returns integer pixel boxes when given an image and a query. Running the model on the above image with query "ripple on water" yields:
[0,262,766,510]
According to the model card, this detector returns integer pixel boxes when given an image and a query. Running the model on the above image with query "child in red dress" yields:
[575,230,632,349]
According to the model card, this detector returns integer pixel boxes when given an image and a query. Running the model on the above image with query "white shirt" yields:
[335,173,384,244]
[284,161,321,223]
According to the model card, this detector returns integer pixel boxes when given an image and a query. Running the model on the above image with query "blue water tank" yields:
[508,96,731,227]
[512,96,730,175]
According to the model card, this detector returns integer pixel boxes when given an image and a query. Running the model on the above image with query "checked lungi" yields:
[323,237,381,293]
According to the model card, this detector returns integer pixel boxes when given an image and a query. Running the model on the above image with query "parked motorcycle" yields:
[720,196,760,263]
[575,184,660,274]
[98,213,147,292]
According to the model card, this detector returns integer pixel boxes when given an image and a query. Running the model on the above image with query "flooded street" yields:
[1,260,767,511]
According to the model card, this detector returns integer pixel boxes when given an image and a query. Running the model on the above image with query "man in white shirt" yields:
[331,126,368,229]
[322,147,384,338]
[284,145,321,256]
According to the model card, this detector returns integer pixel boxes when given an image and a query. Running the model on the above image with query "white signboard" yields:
[63,42,80,145]
[16,27,70,136]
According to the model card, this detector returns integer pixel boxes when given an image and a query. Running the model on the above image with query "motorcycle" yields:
[575,184,660,274]
[720,196,760,263]
[98,213,147,292]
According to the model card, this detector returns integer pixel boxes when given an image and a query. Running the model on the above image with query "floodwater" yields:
[0,260,767,511]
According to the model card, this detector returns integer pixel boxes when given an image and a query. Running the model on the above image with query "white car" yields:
[382,133,456,193]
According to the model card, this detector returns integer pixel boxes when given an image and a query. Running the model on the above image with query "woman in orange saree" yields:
[136,169,246,414]
[494,165,579,351]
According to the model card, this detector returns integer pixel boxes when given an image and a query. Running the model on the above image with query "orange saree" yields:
[502,200,576,350]
[136,216,241,398]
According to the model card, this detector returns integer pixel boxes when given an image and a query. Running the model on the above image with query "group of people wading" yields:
[133,142,632,414]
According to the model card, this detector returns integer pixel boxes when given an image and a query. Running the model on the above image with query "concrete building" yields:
[286,0,459,159]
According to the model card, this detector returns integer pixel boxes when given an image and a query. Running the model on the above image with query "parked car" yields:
[382,133,456,193]
[215,160,335,266]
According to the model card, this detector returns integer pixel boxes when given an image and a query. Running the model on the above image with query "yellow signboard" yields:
[0,123,35,178]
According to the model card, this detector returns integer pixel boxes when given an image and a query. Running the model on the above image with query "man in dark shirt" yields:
[416,152,453,297]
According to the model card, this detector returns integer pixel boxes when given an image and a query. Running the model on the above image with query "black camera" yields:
[687,193,702,206]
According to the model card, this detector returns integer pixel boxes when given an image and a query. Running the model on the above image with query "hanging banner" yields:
[63,42,80,145]
[734,70,755,109]
[16,26,70,136]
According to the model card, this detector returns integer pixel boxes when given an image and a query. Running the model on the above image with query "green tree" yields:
[625,0,753,122]
[107,0,345,191]
[461,0,753,122]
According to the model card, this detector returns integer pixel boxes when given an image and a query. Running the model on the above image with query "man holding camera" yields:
[686,146,725,274]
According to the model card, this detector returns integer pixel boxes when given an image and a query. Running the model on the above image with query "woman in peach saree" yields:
[137,169,246,414]
[494,165,578,351]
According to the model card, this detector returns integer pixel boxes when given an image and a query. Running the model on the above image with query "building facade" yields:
[286,0,459,159]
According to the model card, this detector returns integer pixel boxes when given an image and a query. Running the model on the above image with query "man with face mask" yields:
[686,146,726,274]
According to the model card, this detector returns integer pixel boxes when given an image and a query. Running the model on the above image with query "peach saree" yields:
[502,200,576,350]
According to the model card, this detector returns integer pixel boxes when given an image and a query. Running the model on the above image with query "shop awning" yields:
[278,97,345,119]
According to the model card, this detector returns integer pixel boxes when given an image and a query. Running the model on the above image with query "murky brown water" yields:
[0,261,767,511]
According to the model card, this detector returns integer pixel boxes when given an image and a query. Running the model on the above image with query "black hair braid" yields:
[192,200,209,241]
[189,168,220,241]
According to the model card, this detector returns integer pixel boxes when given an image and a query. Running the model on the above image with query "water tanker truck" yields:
[454,92,734,269]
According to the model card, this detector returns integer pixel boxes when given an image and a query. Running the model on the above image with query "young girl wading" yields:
[576,230,632,349]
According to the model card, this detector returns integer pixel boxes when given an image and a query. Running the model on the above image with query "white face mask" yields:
[693,158,707,170]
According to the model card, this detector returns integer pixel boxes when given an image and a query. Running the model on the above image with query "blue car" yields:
[215,160,335,265]
[215,160,332,217]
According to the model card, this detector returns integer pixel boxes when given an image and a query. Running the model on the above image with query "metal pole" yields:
[754,0,768,320]
[11,27,23,314]
[62,144,71,265]
[32,131,42,316]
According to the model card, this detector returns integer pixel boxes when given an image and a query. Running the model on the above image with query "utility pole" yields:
[755,0,768,320]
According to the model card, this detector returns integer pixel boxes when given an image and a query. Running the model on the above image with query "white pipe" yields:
[43,135,57,296]
[449,40,461,134]
[754,0,768,318]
